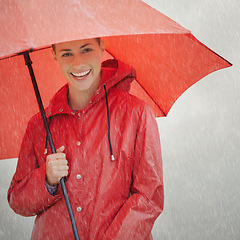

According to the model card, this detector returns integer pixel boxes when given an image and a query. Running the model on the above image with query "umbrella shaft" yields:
[23,51,56,153]
[23,51,80,240]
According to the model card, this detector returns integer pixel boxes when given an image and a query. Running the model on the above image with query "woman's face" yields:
[52,38,104,93]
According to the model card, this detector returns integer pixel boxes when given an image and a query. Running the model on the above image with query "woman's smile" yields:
[70,69,91,80]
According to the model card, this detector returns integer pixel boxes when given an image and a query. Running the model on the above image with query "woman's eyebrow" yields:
[59,44,91,52]
[80,43,91,49]
[59,49,71,52]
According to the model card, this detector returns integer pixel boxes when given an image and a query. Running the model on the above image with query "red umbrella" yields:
[0,0,231,238]
[0,0,231,160]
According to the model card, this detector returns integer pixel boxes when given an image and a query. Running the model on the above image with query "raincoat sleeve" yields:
[102,105,164,240]
[7,118,62,217]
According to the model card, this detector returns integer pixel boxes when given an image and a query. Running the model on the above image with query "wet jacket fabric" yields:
[8,59,164,240]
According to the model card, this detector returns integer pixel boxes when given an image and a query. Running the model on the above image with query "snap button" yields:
[76,141,81,146]
[71,112,75,115]
[76,174,81,180]
[90,101,92,104]
[59,108,63,112]
[48,112,51,116]
[82,111,85,114]
[77,207,82,212]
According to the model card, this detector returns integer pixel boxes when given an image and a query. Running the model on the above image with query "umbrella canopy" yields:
[0,0,231,160]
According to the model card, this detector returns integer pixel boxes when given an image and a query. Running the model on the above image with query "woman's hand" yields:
[46,146,69,186]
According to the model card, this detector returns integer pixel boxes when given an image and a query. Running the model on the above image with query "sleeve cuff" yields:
[45,176,58,196]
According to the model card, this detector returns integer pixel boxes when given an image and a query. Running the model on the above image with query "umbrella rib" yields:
[105,49,166,117]
[134,79,166,117]
[105,49,167,117]
[185,33,232,66]
[0,46,51,61]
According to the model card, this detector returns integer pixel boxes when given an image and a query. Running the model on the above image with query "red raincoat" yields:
[8,59,164,240]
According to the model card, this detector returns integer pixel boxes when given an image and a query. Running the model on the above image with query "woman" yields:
[8,38,164,240]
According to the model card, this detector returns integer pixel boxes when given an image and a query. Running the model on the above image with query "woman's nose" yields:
[72,55,84,67]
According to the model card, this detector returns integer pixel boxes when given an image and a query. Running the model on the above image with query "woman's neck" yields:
[68,90,91,111]
[68,81,101,111]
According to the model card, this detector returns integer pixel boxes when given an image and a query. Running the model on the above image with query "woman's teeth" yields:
[71,70,91,78]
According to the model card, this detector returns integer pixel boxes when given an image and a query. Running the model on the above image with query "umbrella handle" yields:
[23,51,80,240]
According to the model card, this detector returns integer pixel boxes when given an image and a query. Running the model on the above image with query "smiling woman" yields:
[8,36,164,240]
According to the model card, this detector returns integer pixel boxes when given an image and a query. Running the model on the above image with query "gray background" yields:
[0,0,239,239]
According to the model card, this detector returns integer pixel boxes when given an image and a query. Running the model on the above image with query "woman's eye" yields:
[82,48,93,53]
[62,53,72,57]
